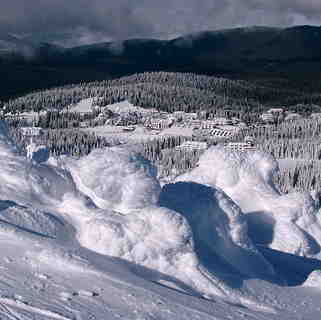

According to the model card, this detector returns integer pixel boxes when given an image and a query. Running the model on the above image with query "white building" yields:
[261,113,275,123]
[267,108,284,114]
[20,127,43,137]
[284,113,302,121]
[145,118,174,130]
[176,141,208,151]
[224,136,255,152]
[201,121,218,130]
[185,112,198,120]
[201,118,233,129]
[190,120,202,129]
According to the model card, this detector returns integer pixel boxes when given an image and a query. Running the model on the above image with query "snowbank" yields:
[0,120,78,206]
[60,149,235,298]
[1,117,321,311]
[160,182,275,278]
[66,147,161,213]
[177,146,321,257]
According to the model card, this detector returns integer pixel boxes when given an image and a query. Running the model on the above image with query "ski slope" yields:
[0,120,321,319]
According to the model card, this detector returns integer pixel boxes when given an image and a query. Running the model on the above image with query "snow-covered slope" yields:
[1,120,321,319]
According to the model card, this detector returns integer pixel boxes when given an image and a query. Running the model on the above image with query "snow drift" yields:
[159,182,275,278]
[177,146,321,257]
[1,118,321,317]
[65,147,161,213]
[0,121,256,300]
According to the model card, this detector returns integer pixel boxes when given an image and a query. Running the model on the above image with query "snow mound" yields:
[60,152,231,298]
[159,182,275,278]
[66,147,161,213]
[0,121,78,206]
[105,100,146,114]
[177,146,321,257]
[0,119,318,313]
[60,147,276,300]
[72,205,208,290]
[303,270,321,288]
[177,146,280,213]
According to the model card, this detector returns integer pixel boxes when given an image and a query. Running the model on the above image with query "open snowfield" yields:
[82,125,163,143]
[1,120,321,319]
[70,98,94,113]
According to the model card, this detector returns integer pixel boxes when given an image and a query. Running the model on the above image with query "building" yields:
[190,120,202,129]
[284,113,302,121]
[201,118,233,129]
[261,113,275,123]
[79,121,90,128]
[176,141,208,151]
[122,126,136,132]
[185,112,198,120]
[267,108,284,114]
[20,127,43,137]
[215,117,233,125]
[224,136,256,152]
[209,128,234,139]
[145,118,174,130]
[201,121,218,130]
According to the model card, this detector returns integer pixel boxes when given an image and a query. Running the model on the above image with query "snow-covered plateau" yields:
[1,119,321,319]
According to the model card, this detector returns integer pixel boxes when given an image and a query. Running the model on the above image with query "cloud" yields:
[1,0,321,46]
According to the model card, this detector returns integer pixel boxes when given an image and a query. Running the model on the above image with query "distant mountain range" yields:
[1,25,321,100]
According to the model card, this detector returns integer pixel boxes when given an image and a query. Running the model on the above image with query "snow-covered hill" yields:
[1,120,321,319]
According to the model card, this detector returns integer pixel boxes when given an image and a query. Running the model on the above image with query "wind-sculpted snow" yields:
[177,146,321,257]
[0,123,251,301]
[65,147,161,213]
[2,120,321,318]
[159,182,275,278]
[60,148,238,298]
[177,146,280,213]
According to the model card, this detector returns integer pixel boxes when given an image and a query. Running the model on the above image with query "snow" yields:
[1,120,321,319]
[82,125,162,143]
[65,147,161,212]
[303,270,321,288]
[159,182,275,279]
[177,146,321,257]
[103,100,149,114]
[159,125,194,137]
[70,97,94,113]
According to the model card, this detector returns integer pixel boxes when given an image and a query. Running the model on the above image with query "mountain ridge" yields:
[1,25,321,100]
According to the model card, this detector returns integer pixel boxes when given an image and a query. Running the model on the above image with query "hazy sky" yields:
[1,0,321,46]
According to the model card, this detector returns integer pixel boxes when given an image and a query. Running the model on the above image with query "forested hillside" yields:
[3,72,321,118]
[2,25,321,101]
[3,71,321,195]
